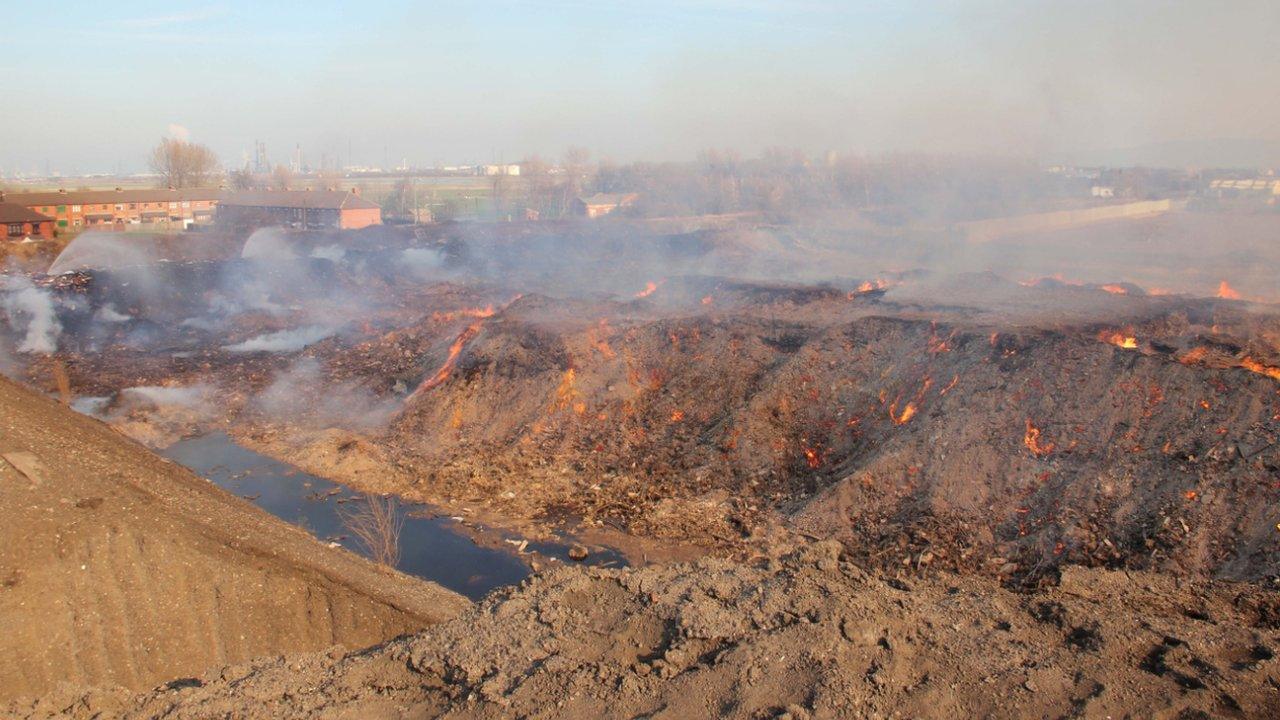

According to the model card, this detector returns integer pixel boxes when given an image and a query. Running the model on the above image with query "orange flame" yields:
[407,321,485,399]
[1097,330,1138,349]
[634,280,664,298]
[1217,281,1242,300]
[847,278,890,299]
[670,410,685,422]
[430,305,496,323]
[586,319,616,359]
[802,443,823,469]
[701,295,713,305]
[1100,284,1128,295]
[1241,357,1280,381]
[1184,490,1198,501]
[889,401,917,426]
[1024,419,1055,457]
[553,368,587,415]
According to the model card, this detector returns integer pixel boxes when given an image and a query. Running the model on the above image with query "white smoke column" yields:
[0,275,62,354]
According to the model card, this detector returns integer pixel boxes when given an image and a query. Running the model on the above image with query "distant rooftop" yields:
[0,202,54,224]
[4,187,224,207]
[220,189,380,210]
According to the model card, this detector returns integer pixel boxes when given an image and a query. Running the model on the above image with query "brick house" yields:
[1,188,223,231]
[0,202,56,240]
[216,189,382,230]
[574,192,639,218]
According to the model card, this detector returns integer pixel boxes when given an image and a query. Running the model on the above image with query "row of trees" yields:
[144,136,1067,223]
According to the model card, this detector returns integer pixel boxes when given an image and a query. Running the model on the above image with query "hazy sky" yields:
[6,1,1280,175]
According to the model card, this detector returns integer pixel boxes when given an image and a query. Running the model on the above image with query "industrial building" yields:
[216,189,382,230]
[0,188,222,231]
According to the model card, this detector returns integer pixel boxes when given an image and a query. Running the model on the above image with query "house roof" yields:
[219,190,380,211]
[578,192,638,207]
[0,202,54,224]
[4,188,224,207]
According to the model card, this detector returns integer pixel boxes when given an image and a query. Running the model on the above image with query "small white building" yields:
[479,164,520,177]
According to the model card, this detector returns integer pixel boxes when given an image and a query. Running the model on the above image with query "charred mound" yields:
[391,296,1280,582]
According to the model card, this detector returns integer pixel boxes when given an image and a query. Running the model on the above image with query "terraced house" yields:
[1,187,224,231]
[0,201,55,239]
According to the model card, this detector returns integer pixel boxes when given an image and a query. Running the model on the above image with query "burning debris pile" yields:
[2,218,1279,585]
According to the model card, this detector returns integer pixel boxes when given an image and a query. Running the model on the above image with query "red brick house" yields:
[2,187,223,231]
[574,192,638,218]
[216,189,382,230]
[0,202,56,240]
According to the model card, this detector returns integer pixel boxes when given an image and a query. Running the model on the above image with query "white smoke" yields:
[94,303,132,323]
[401,247,444,275]
[255,357,398,429]
[311,244,346,261]
[0,275,62,354]
[240,227,298,260]
[48,231,158,275]
[223,325,335,353]
[120,384,211,409]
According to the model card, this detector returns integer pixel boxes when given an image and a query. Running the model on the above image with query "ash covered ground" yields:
[3,213,1278,586]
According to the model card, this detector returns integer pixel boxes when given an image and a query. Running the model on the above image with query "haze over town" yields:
[6,0,1280,175]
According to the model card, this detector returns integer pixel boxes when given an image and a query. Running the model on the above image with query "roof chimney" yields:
[114,187,122,192]
[0,191,5,203]
[350,187,360,196]
[58,188,67,194]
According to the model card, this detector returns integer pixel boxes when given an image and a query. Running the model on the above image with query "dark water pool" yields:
[161,433,623,600]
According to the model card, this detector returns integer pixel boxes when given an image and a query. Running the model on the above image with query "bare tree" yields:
[228,167,257,191]
[148,138,221,188]
[338,494,404,567]
[559,146,592,216]
[270,164,293,190]
[520,155,555,218]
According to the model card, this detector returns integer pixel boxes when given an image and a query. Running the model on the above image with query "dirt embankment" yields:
[18,542,1280,719]
[0,376,468,702]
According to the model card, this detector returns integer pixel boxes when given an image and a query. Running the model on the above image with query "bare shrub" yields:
[338,494,404,567]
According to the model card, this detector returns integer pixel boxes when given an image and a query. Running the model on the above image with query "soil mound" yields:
[0,376,467,702]
[19,543,1280,718]
[390,298,1280,581]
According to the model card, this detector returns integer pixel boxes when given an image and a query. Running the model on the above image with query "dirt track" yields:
[16,542,1280,719]
[0,376,467,702]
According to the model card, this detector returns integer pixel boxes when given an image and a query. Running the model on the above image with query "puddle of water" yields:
[161,432,556,600]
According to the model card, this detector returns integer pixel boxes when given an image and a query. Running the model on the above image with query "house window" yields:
[57,220,67,228]
[169,202,178,209]
[57,205,66,214]
[181,201,190,208]
[115,204,124,211]
[7,223,22,236]
[72,205,81,212]
[129,203,137,209]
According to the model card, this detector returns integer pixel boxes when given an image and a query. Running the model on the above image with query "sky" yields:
[5,1,1280,175]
